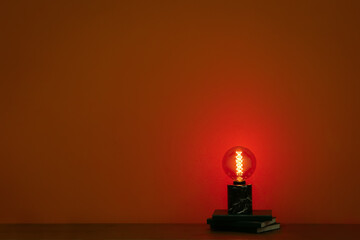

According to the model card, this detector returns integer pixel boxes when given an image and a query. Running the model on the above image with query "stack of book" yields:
[207,209,280,233]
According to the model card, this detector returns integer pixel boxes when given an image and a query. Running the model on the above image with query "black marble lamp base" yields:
[228,182,252,215]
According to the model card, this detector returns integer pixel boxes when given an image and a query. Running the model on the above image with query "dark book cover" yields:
[212,209,273,221]
[210,222,281,233]
[207,217,276,228]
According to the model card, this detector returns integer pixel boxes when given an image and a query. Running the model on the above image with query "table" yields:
[0,224,359,239]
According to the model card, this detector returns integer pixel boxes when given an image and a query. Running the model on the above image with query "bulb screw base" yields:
[233,181,246,185]
[227,184,252,215]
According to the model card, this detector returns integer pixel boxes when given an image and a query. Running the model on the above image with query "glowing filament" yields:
[235,151,243,180]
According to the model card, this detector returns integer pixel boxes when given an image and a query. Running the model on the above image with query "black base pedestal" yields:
[227,183,252,215]
[207,209,280,233]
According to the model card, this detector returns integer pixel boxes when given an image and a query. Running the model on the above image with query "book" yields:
[210,223,281,233]
[212,209,273,221]
[207,217,276,228]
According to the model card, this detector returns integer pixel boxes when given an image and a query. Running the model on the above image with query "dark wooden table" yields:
[0,224,359,239]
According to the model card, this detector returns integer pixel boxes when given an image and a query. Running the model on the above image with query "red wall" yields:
[1,0,360,223]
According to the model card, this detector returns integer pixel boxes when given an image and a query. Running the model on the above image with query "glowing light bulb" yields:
[222,146,256,182]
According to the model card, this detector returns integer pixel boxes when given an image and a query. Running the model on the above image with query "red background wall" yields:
[1,0,360,224]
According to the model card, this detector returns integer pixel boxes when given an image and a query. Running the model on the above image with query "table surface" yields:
[0,224,359,240]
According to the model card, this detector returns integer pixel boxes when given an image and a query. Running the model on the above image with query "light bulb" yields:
[222,146,256,182]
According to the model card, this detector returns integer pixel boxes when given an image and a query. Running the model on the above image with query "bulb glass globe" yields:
[222,146,256,182]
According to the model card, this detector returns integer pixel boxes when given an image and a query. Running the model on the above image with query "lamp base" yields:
[227,183,252,215]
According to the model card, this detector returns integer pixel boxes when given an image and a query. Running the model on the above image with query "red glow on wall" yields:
[0,0,359,224]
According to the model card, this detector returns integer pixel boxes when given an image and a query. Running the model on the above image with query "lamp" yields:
[222,146,256,214]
